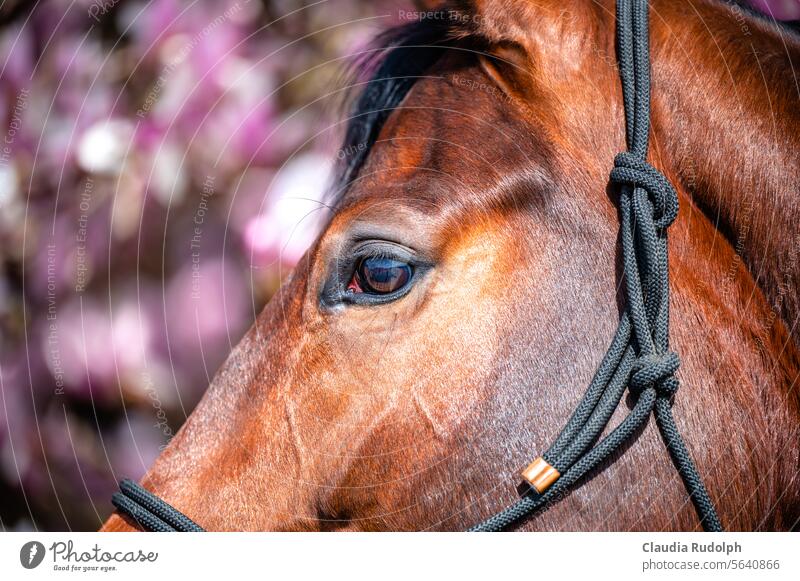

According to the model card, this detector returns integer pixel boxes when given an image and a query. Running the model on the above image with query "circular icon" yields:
[19,541,46,569]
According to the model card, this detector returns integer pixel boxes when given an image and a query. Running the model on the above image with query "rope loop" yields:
[470,0,722,533]
[629,351,680,398]
[610,152,679,229]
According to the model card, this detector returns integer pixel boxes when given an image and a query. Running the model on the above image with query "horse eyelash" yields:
[353,250,393,262]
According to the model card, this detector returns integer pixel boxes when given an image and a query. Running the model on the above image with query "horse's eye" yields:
[348,256,413,295]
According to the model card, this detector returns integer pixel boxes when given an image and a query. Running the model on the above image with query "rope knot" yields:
[610,152,679,229]
[630,351,680,398]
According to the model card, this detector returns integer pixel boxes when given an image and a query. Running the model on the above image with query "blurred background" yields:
[0,0,796,531]
[0,0,405,531]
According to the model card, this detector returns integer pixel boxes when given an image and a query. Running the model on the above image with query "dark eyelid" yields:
[319,239,430,308]
[349,240,418,263]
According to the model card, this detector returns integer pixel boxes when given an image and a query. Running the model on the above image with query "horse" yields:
[102,0,800,531]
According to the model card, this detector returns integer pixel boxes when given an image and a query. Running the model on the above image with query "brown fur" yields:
[103,0,800,531]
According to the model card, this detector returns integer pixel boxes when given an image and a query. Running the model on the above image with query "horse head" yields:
[103,0,800,531]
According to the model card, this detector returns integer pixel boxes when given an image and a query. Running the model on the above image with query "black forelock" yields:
[329,15,471,208]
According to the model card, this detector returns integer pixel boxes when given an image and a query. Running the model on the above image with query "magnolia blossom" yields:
[243,151,332,268]
[76,120,135,176]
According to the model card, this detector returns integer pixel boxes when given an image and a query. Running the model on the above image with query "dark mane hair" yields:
[329,16,470,206]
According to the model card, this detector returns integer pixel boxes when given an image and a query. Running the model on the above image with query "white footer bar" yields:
[1,532,797,580]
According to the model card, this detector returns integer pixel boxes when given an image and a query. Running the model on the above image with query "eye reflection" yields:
[348,256,413,295]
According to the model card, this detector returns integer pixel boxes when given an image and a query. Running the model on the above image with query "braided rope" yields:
[468,0,722,532]
[112,479,204,532]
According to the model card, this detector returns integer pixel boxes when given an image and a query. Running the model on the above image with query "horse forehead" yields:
[341,63,550,211]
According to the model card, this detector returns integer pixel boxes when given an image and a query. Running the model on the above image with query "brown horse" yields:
[103,0,800,531]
